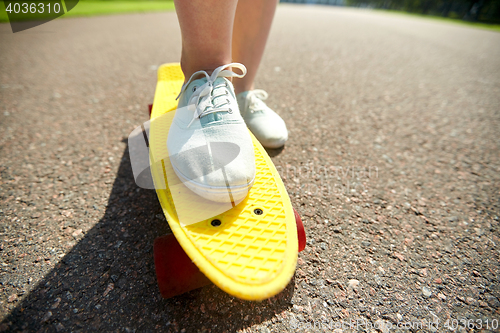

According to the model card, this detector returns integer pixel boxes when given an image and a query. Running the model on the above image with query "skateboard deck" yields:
[149,63,299,301]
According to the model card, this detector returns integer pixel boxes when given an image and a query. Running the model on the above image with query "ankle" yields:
[180,57,232,83]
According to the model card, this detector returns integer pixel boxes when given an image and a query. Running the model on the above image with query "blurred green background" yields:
[1,0,499,31]
[0,0,175,22]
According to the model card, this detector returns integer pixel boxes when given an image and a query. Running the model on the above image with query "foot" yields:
[236,90,288,148]
[167,63,255,203]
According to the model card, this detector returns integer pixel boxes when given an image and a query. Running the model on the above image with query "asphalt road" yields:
[1,4,499,332]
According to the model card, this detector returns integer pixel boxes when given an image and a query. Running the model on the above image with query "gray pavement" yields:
[1,4,499,332]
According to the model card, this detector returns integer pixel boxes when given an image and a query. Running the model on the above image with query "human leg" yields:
[169,1,256,203]
[231,0,288,149]
[232,0,279,94]
[174,0,239,81]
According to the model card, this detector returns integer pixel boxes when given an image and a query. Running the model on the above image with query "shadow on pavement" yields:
[265,146,285,158]
[2,144,295,332]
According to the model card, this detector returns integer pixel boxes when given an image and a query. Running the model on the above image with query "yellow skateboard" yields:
[149,63,306,301]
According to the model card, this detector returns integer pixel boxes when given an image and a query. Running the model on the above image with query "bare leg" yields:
[174,0,238,81]
[232,0,279,94]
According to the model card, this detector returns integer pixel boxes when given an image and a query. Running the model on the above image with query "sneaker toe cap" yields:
[247,116,288,148]
[167,124,256,199]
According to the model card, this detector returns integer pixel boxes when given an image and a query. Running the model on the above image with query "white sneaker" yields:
[167,63,255,203]
[237,90,288,148]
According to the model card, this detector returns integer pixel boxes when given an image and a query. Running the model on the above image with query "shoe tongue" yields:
[237,91,264,116]
[185,77,227,99]
[200,77,232,126]
[248,94,266,114]
[213,77,226,85]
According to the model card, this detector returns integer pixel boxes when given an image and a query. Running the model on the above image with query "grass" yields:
[0,0,175,23]
[372,8,500,32]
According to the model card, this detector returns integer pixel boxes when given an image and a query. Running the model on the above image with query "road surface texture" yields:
[1,4,499,332]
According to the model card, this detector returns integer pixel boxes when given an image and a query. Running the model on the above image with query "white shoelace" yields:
[176,63,247,128]
[242,89,269,114]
